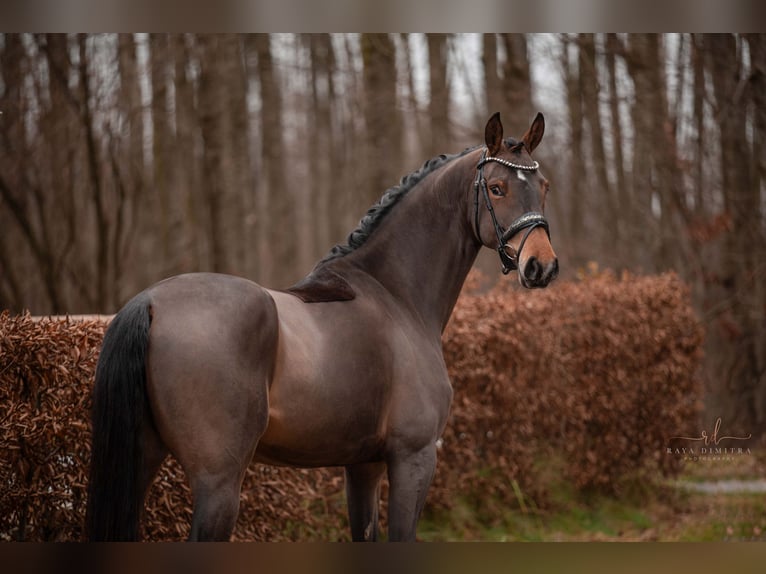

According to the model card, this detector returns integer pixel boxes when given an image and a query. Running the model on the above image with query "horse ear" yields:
[522,112,545,154]
[484,112,503,156]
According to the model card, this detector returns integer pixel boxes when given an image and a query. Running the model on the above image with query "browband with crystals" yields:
[477,156,539,171]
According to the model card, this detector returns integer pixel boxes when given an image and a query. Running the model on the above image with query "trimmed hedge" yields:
[432,271,704,513]
[0,272,702,541]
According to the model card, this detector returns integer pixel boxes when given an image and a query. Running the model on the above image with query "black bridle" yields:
[473,150,550,275]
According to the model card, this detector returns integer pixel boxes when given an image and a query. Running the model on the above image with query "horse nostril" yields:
[524,256,542,282]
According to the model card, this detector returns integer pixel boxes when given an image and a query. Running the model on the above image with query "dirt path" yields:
[677,479,766,494]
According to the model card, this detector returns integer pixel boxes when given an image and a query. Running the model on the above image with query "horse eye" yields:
[490,185,504,197]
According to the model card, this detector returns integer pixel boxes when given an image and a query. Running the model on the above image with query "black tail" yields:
[86,293,152,541]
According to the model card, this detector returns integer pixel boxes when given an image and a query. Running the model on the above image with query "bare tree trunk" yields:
[306,34,336,263]
[77,34,111,310]
[361,33,401,207]
[617,35,688,272]
[196,35,249,277]
[170,34,203,273]
[647,36,690,269]
[42,34,76,262]
[251,34,292,287]
[399,34,425,155]
[624,35,666,270]
[200,37,245,277]
[328,34,362,247]
[707,33,761,434]
[149,34,174,272]
[118,34,145,192]
[40,34,78,310]
[197,35,230,275]
[500,34,533,136]
[0,34,65,312]
[220,34,250,277]
[483,33,502,117]
[605,34,629,261]
[744,33,766,429]
[426,33,450,155]
[0,232,21,309]
[691,34,707,216]
[561,35,587,268]
[748,34,766,209]
[578,34,618,267]
[116,33,147,297]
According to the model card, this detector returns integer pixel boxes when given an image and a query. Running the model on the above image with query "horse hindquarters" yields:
[144,276,279,541]
[86,294,154,541]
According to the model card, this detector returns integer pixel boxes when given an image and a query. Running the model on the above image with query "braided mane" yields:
[319,146,478,264]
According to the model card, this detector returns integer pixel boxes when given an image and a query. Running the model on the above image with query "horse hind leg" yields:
[147,367,269,541]
[182,387,269,541]
[138,416,169,510]
[182,413,267,541]
[345,461,386,541]
[141,414,250,542]
[145,282,277,541]
[188,473,246,541]
[386,445,437,542]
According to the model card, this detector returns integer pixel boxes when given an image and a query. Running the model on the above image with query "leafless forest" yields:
[0,34,764,435]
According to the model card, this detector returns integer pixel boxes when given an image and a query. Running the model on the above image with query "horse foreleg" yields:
[386,445,437,542]
[345,461,386,541]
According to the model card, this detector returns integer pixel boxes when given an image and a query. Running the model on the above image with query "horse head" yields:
[474,112,559,288]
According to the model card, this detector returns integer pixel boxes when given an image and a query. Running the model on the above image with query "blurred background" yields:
[0,33,763,437]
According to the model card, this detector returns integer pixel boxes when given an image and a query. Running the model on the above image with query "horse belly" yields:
[255,296,391,467]
[254,429,385,468]
[255,364,389,467]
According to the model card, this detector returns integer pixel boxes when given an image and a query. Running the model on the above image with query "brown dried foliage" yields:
[434,270,704,511]
[0,272,702,540]
[0,313,103,541]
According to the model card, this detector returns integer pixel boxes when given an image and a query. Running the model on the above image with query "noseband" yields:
[473,150,550,275]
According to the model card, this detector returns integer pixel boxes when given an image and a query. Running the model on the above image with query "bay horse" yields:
[86,112,558,541]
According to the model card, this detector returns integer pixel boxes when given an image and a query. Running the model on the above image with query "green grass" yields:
[672,492,766,541]
[416,454,766,542]
[417,490,766,542]
[418,490,659,542]
[281,453,766,541]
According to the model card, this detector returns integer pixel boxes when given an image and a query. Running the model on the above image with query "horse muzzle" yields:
[518,253,559,289]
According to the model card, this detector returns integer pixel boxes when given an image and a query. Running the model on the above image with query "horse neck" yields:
[344,151,481,334]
